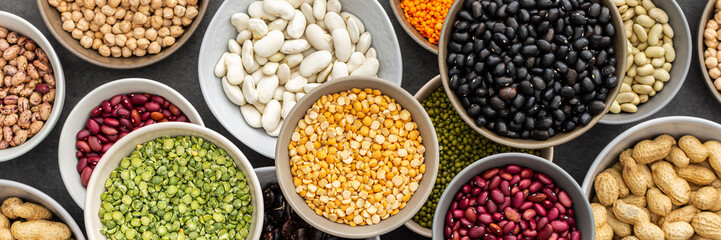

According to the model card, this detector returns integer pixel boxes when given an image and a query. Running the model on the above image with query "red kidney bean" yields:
[100,125,117,135]
[547,207,559,221]
[87,156,100,165]
[76,140,91,152]
[130,94,148,105]
[468,226,485,238]
[90,106,103,117]
[542,200,554,209]
[558,191,572,208]
[518,179,531,189]
[86,119,100,135]
[459,228,467,237]
[498,197,511,211]
[522,209,536,221]
[500,181,511,196]
[529,181,543,193]
[490,189,504,204]
[88,136,102,152]
[477,191,488,205]
[489,223,502,236]
[543,188,558,202]
[176,115,188,122]
[502,221,515,235]
[505,165,521,174]
[550,221,568,232]
[101,143,113,152]
[103,118,119,127]
[538,224,553,239]
[110,95,122,106]
[464,208,477,223]
[81,167,92,187]
[76,129,90,140]
[554,203,566,215]
[486,199,497,213]
[130,109,141,126]
[162,109,172,118]
[492,212,503,222]
[459,197,469,209]
[522,229,537,238]
[509,175,521,186]
[76,151,84,158]
[462,184,471,194]
[520,201,533,211]
[101,100,112,113]
[483,168,500,179]
[76,157,88,172]
[169,104,180,116]
[489,176,501,189]
[144,101,161,112]
[504,207,520,222]
[512,191,524,208]
[499,172,512,181]
[151,95,165,104]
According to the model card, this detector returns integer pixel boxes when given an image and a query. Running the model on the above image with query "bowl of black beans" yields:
[255,167,381,240]
[439,0,627,148]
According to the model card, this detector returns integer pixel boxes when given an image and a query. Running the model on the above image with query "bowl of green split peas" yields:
[404,76,554,238]
[83,122,264,240]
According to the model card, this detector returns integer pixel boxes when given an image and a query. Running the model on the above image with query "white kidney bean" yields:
[317,62,333,83]
[332,29,351,62]
[231,13,250,32]
[214,52,229,78]
[347,18,360,43]
[324,12,345,32]
[262,62,279,75]
[225,53,246,85]
[357,32,371,54]
[278,63,291,84]
[350,58,379,77]
[296,92,306,101]
[300,3,316,24]
[273,86,286,100]
[268,19,288,32]
[327,0,341,13]
[285,53,304,68]
[286,0,303,8]
[236,30,252,43]
[263,0,295,20]
[303,83,320,93]
[266,119,283,136]
[242,76,259,104]
[340,12,364,33]
[285,76,307,92]
[331,61,348,79]
[281,91,296,118]
[249,1,277,20]
[257,75,279,103]
[312,0,325,20]
[280,39,311,54]
[305,24,333,51]
[261,99,281,131]
[287,10,306,39]
[254,30,284,57]
[240,105,263,128]
[248,18,269,39]
[222,77,246,105]
[254,101,266,112]
[365,47,377,58]
[300,50,332,76]
[347,52,365,71]
[228,39,242,54]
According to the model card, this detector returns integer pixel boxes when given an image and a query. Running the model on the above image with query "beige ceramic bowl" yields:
[438,0,627,149]
[388,0,439,54]
[404,75,554,237]
[84,122,264,240]
[698,0,721,106]
[275,76,439,239]
[36,0,208,69]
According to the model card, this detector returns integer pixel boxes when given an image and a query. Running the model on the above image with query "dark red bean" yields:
[465,208,478,223]
[529,181,543,193]
[102,100,112,113]
[500,172,513,181]
[459,197,470,209]
[570,231,581,240]
[144,101,161,112]
[141,112,151,121]
[112,107,120,117]
[483,168,500,179]
[504,207,520,222]
[505,165,521,174]
[76,151,84,158]
[104,118,120,127]
[76,140,91,152]
[489,223,502,236]
[162,101,170,108]
[162,109,172,118]
[86,119,100,135]
[110,95,122,106]
[492,212,503,222]
[118,108,130,118]
[151,95,165,104]
[502,221,516,235]
[554,203,566,215]
[96,134,108,144]
[523,209,536,221]
[76,129,90,140]
[520,169,534,179]
[90,106,103,117]
[169,104,180,116]
[93,117,104,125]
[512,191,524,208]
[102,112,112,118]
[500,181,511,196]
[550,221,568,232]
[462,184,471,194]
[543,188,558,202]
[101,125,118,135]
[468,227,485,238]
[486,200,497,213]
[460,218,473,229]
[489,176,501,189]
[453,209,464,219]
[102,143,113,153]
[518,179,531,189]
[144,119,156,126]
[131,110,141,126]
[490,189,504,204]
[135,106,146,113]
[131,94,148,105]
[522,229,537,238]
[76,157,88,172]
[558,191,572,208]
[451,201,458,211]
[455,192,464,201]
[536,173,553,185]
[81,167,92,187]
[520,201,534,211]
[176,115,188,122]
[547,207,559,221]
[527,193,547,203]
[542,200,554,209]
[88,136,102,152]
[471,187,482,196]
[477,191,488,205]
[119,132,129,139]
[445,226,453,238]
[538,224,552,239]
[534,203,547,217]
[87,156,100,164]
[510,175,521,186]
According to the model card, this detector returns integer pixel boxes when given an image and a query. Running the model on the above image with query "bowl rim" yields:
[58,78,205,209]
[581,116,721,197]
[0,11,66,162]
[83,122,263,240]
[197,0,404,158]
[0,179,86,240]
[388,0,439,54]
[403,75,555,237]
[431,152,594,239]
[696,0,721,107]
[437,0,627,149]
[599,0,692,125]
[274,76,439,238]
[35,0,209,69]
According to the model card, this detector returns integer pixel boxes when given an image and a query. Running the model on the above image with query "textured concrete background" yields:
[0,0,712,239]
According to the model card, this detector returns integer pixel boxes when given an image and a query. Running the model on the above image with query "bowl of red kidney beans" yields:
[56,78,204,209]
[432,153,593,240]
[438,0,627,149]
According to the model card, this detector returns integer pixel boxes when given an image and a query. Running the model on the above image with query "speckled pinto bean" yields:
[444,165,580,240]
[74,93,190,187]
[0,27,55,149]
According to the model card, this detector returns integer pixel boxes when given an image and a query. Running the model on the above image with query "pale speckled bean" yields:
[653,69,670,82]
[635,75,655,85]
[636,15,656,28]
[648,8,668,23]
[616,92,637,103]
[663,23,674,37]
[610,101,622,113]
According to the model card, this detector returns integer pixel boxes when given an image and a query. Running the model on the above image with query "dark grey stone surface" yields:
[0,0,713,239]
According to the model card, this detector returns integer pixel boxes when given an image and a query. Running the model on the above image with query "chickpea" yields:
[72,11,84,22]
[48,0,60,7]
[62,20,76,32]
[129,0,139,6]
[165,0,177,8]
[119,20,132,33]
[103,33,116,46]
[169,25,184,38]
[100,5,115,16]
[171,16,181,26]
[144,28,158,41]
[711,67,721,79]
[161,36,175,47]
[126,37,137,50]
[121,46,132,57]
[132,27,145,39]
[132,12,148,25]
[707,57,719,69]
[140,0,151,5]
[133,48,146,56]
[110,46,122,57]
[98,44,111,56]
[83,0,96,9]
[715,78,721,90]
[71,29,84,40]
[89,22,100,31]
[161,7,173,19]
[147,41,161,54]
[111,23,122,34]
[709,20,720,31]
[181,17,192,26]
[185,6,197,19]
[173,5,186,17]
[138,5,150,15]
[84,31,95,38]
[150,15,163,29]
[93,12,106,25]
[77,19,90,31]
[157,27,169,37]
[61,12,72,22]
[162,19,172,27]
[71,2,82,11]
[115,34,127,47]
[150,0,162,9]
[136,38,150,49]
[120,0,130,7]
[57,1,69,12]
[95,0,107,7]
[83,9,95,21]
[177,0,186,6]
[143,20,152,28]
[187,0,197,5]
[113,8,126,19]
[91,38,103,50]
[80,36,93,48]
[94,31,103,39]
[99,24,112,34]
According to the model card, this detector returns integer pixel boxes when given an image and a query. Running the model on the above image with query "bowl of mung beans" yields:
[600,0,691,125]
[405,75,554,237]
[275,76,439,238]
[84,122,263,240]
[439,0,627,149]
[389,0,454,54]
[698,0,721,107]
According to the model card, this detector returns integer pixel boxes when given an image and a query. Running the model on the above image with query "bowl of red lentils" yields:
[274,76,439,238]
[389,0,454,54]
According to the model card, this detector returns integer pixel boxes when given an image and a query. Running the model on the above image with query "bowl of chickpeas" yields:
[36,0,208,69]
[699,0,721,106]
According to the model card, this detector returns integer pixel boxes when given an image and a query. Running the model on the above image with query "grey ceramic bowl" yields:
[438,0,627,149]
[600,0,691,125]
[0,179,85,240]
[275,76,438,239]
[582,116,721,199]
[697,0,721,107]
[197,0,403,158]
[404,75,555,238]
[254,167,381,240]
[432,153,594,240]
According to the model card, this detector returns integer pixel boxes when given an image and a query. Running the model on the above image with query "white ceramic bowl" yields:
[84,122,264,240]
[599,0,691,125]
[0,179,85,240]
[254,167,381,240]
[432,153,594,240]
[582,116,721,198]
[58,78,204,209]
[197,0,403,158]
[0,11,65,162]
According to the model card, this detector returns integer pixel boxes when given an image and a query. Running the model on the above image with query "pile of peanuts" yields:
[214,0,380,137]
[1,197,73,240]
[289,88,425,226]
[611,0,675,114]
[592,134,721,240]
[0,27,56,149]
[702,0,721,92]
[48,0,200,58]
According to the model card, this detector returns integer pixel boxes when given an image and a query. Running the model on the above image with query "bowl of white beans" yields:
[197,0,403,158]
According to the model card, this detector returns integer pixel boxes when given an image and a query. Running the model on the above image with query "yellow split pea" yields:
[288,88,426,227]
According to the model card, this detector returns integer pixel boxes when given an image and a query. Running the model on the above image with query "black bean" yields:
[450,74,461,90]
[499,87,518,100]
[536,0,553,9]
[455,21,470,32]
[512,94,526,108]
[549,95,562,109]
[481,106,497,117]
[521,0,535,8]
[459,10,474,21]
[490,96,506,110]
[578,113,592,126]
[467,104,481,117]
[449,42,462,53]
[531,130,550,140]
[472,1,483,19]
[569,11,586,26]
[588,101,605,115]
[572,38,589,50]
[521,45,538,56]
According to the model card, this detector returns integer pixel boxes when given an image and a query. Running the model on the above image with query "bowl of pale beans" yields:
[699,0,721,106]
[600,0,691,125]
[36,0,208,69]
